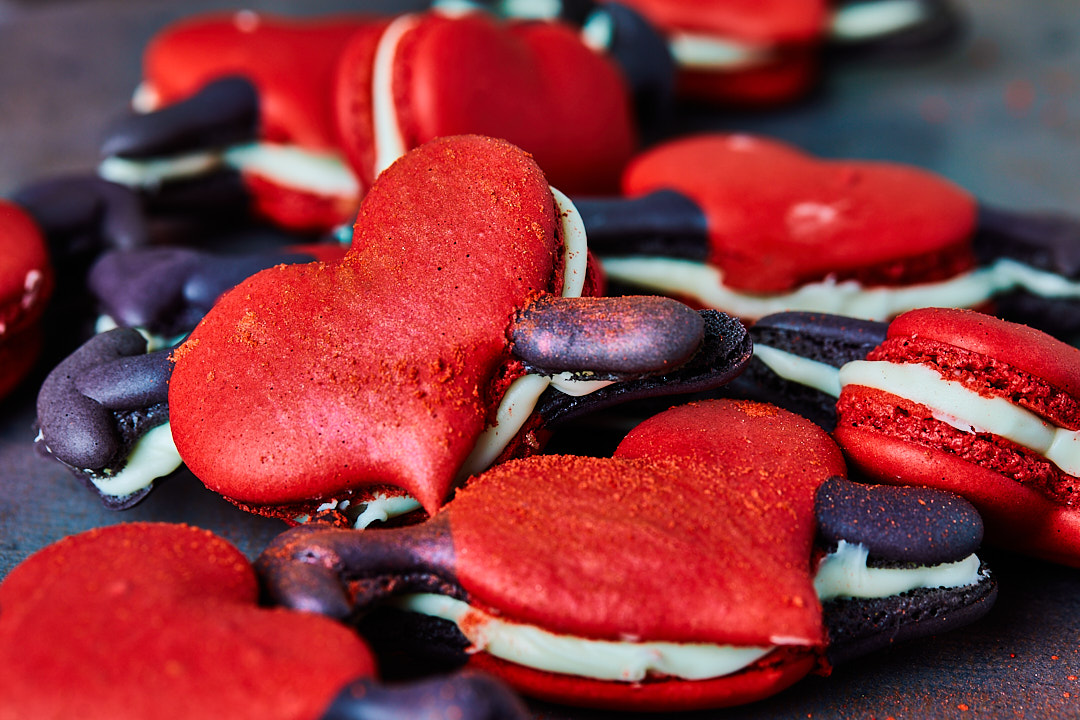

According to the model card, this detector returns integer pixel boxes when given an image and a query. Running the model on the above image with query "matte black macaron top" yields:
[815,476,984,565]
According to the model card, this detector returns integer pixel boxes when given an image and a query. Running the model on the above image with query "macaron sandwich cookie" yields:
[37,136,751,520]
[258,400,995,711]
[577,134,1080,337]
[728,306,1080,566]
[834,307,1080,566]
[0,522,528,720]
[98,6,648,232]
[459,0,961,105]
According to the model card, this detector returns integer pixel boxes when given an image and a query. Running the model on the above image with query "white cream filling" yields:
[394,593,774,682]
[99,142,358,198]
[303,492,424,529]
[601,257,1080,322]
[94,314,186,353]
[370,14,419,178]
[753,344,843,398]
[668,32,773,70]
[89,422,182,498]
[840,359,1080,476]
[393,538,984,682]
[814,540,983,601]
[830,0,929,42]
[459,187,590,478]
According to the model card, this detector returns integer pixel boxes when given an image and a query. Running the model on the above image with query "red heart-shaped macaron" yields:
[0,523,374,720]
[169,135,565,519]
[622,134,977,293]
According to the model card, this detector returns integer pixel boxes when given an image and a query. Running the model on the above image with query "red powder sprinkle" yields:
[1053,655,1061,661]
[958,704,970,712]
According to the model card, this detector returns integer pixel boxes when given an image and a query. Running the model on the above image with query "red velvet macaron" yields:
[835,307,1080,566]
[130,10,635,230]
[0,523,375,720]
[603,133,978,321]
[167,135,570,522]
[0,199,52,399]
[616,0,827,104]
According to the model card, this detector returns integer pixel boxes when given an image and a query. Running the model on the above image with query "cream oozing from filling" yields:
[458,187,590,478]
[600,257,1080,322]
[753,344,843,398]
[814,540,984,601]
[393,541,985,682]
[668,33,773,70]
[94,315,186,353]
[829,0,930,42]
[841,360,1080,476]
[89,423,182,498]
[297,492,424,529]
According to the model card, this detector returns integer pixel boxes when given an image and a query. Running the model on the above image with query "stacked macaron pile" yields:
[2,1,1079,717]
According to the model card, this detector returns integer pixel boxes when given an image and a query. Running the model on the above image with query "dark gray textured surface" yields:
[1,1,1079,717]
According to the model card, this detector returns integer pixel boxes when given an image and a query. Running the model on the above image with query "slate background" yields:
[0,1,1078,717]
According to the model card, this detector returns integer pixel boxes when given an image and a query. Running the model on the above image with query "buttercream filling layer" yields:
[668,33,772,70]
[830,0,929,42]
[600,257,1080,322]
[753,344,842,398]
[99,142,359,197]
[840,360,1080,476]
[814,541,984,601]
[392,593,774,682]
[89,423,182,498]
[394,542,984,682]
[370,13,419,177]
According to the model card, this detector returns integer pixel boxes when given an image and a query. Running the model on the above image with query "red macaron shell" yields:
[885,307,1080,410]
[468,645,819,712]
[676,49,819,105]
[388,13,634,195]
[332,19,392,193]
[0,199,52,339]
[836,423,1080,567]
[0,523,374,720]
[168,136,560,516]
[450,401,838,648]
[143,12,372,151]
[621,134,977,293]
[618,0,827,44]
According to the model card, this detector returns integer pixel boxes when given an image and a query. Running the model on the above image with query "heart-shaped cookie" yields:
[168,135,564,517]
[0,522,532,720]
[104,10,635,231]
[260,399,995,710]
[621,133,976,293]
[0,522,375,719]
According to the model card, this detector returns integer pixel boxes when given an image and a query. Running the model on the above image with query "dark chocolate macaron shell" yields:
[814,477,996,665]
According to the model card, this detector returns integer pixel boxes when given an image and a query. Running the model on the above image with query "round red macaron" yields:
[0,523,374,720]
[835,307,1080,565]
[333,11,635,196]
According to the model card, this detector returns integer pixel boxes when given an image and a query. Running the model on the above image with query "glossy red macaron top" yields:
[622,134,977,293]
[0,199,51,339]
